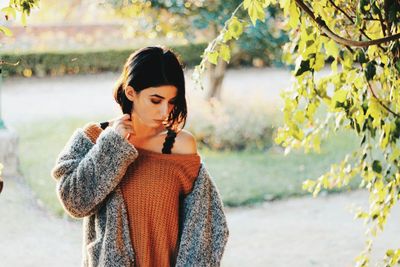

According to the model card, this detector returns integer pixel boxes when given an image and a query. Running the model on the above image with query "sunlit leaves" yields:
[207,51,219,65]
[302,154,361,197]
[295,59,310,76]
[288,0,300,28]
[203,15,241,66]
[324,39,339,58]
[243,0,270,25]
[0,0,39,28]
[366,98,386,128]
[196,1,400,264]
[219,44,231,62]
[331,89,348,109]
[226,16,244,40]
[194,10,247,77]
[365,61,376,80]
[384,249,400,266]
[1,6,16,19]
[372,160,382,174]
[267,1,400,265]
[0,25,13,36]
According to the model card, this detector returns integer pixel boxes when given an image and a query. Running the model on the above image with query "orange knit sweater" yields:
[83,124,201,267]
[121,147,200,267]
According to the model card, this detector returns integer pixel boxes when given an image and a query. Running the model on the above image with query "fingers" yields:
[120,113,131,120]
[111,113,135,140]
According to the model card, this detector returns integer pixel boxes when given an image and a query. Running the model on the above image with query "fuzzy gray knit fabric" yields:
[51,126,229,266]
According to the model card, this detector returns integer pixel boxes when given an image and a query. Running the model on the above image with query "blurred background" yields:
[2,1,394,267]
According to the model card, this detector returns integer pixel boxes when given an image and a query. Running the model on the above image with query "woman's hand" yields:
[109,114,135,140]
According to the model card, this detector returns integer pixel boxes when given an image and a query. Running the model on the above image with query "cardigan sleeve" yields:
[51,124,138,218]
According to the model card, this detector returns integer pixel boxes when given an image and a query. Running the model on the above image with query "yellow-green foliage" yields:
[194,0,400,266]
[0,0,39,35]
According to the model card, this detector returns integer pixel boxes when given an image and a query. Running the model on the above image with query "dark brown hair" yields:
[113,46,187,131]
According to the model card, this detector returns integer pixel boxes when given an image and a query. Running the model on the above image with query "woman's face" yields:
[126,85,178,128]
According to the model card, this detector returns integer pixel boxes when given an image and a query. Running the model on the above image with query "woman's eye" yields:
[151,100,161,104]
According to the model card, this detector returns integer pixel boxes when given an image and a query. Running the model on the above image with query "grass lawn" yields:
[15,116,361,217]
[205,132,361,206]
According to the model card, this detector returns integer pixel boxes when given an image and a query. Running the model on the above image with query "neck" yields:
[131,113,166,139]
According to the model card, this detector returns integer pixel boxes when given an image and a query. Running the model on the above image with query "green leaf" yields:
[288,1,300,28]
[366,98,383,128]
[302,179,316,192]
[244,0,252,9]
[355,50,368,64]
[280,0,290,15]
[389,148,400,163]
[359,0,370,14]
[207,51,219,65]
[325,39,339,58]
[0,26,13,36]
[247,0,266,25]
[314,52,325,71]
[294,110,305,123]
[1,6,17,20]
[332,89,348,103]
[219,44,231,63]
[380,123,391,149]
[365,61,376,80]
[372,160,382,174]
[222,30,232,43]
[295,59,311,76]
[228,17,243,40]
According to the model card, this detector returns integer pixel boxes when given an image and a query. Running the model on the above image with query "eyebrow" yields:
[150,94,177,100]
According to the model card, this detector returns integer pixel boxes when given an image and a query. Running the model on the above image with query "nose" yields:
[160,103,169,120]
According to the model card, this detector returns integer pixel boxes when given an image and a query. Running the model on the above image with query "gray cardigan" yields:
[51,125,229,267]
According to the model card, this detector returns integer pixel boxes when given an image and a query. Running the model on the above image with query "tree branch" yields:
[377,11,387,37]
[328,0,353,24]
[295,0,400,47]
[0,60,20,66]
[328,0,374,42]
[364,75,400,117]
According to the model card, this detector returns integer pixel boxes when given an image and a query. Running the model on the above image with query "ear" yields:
[125,85,136,102]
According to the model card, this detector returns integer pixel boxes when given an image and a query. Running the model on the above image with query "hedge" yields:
[1,41,283,78]
[1,43,208,78]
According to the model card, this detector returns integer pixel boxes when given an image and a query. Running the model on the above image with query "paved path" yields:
[1,68,400,266]
[2,175,400,267]
[1,68,292,126]
[0,176,82,267]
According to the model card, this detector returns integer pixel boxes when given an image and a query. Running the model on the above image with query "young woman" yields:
[51,46,229,267]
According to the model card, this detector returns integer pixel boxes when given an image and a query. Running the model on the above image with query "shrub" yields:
[1,43,208,78]
[186,96,279,151]
[1,41,285,78]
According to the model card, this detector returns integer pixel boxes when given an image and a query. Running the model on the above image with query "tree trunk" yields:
[206,57,227,101]
[206,22,228,102]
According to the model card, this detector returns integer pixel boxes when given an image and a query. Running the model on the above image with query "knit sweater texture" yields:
[51,122,229,267]
[121,147,200,266]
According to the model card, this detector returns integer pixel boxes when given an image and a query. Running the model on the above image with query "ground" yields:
[1,68,399,267]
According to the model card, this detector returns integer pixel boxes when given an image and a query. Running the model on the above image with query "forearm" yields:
[51,126,138,218]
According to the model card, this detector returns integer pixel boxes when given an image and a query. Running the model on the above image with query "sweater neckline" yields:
[135,146,200,159]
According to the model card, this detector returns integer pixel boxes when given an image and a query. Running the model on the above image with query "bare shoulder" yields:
[173,129,198,154]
